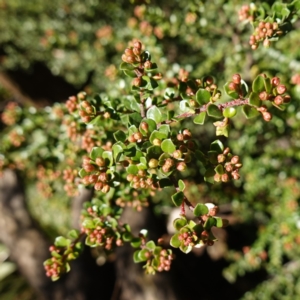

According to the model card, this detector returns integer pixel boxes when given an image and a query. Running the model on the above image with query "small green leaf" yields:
[125,70,137,78]
[214,164,224,175]
[122,232,132,242]
[207,104,223,119]
[242,105,260,119]
[153,246,162,256]
[82,218,94,229]
[193,203,209,217]
[133,250,143,263]
[178,179,185,191]
[249,92,261,107]
[223,107,237,118]
[164,87,176,99]
[204,168,215,184]
[158,178,173,188]
[120,62,135,71]
[149,130,167,144]
[124,144,136,157]
[79,168,88,178]
[252,75,265,93]
[161,139,176,154]
[194,112,206,124]
[210,140,224,153]
[240,80,249,97]
[179,100,195,113]
[102,151,113,167]
[170,233,181,248]
[130,237,142,248]
[196,88,211,105]
[67,229,79,239]
[112,144,123,162]
[126,164,139,174]
[204,217,216,230]
[114,130,127,142]
[195,150,207,165]
[214,217,224,228]
[147,145,163,159]
[171,191,184,207]
[179,244,193,254]
[158,124,170,135]
[264,77,272,93]
[54,236,70,248]
[51,251,62,258]
[146,240,156,250]
[146,106,162,124]
[173,217,187,231]
[88,115,102,125]
[138,249,150,261]
[90,147,104,160]
[207,151,218,164]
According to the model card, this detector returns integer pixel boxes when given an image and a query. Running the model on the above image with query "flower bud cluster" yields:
[249,21,281,50]
[81,156,111,193]
[79,100,95,123]
[8,129,25,147]
[178,230,198,247]
[257,76,290,121]
[238,5,254,22]
[1,102,20,126]
[63,168,79,196]
[146,129,195,176]
[115,192,149,212]
[203,76,221,102]
[214,148,242,182]
[65,95,78,113]
[44,240,81,280]
[81,208,122,250]
[36,165,61,197]
[156,249,174,272]
[121,41,142,64]
[81,129,101,153]
[44,245,64,279]
[63,118,79,142]
[126,169,155,190]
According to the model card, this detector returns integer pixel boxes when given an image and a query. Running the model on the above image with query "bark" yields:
[113,207,179,300]
[0,170,115,300]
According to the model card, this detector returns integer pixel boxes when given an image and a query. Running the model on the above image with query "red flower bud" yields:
[232,74,241,85]
[276,84,287,95]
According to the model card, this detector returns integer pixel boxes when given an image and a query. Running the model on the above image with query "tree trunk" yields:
[0,169,115,300]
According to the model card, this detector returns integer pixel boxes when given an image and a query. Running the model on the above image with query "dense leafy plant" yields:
[1,0,300,298]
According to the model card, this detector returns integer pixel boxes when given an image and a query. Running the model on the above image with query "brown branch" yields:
[161,98,249,125]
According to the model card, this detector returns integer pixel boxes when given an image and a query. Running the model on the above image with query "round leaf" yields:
[146,106,162,124]
[196,88,211,105]
[194,112,206,124]
[171,191,184,207]
[207,104,223,119]
[173,217,187,231]
[170,233,181,248]
[193,203,209,217]
[161,139,176,154]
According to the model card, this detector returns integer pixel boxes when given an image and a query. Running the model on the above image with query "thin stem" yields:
[161,98,249,125]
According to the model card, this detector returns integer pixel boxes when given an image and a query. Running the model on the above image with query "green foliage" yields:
[1,0,300,297]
